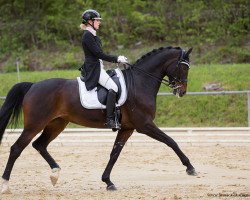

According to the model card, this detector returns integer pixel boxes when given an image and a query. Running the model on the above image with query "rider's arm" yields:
[84,32,118,63]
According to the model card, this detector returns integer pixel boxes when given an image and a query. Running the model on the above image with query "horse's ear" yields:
[186,48,193,57]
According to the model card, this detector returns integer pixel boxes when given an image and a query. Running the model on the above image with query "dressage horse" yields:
[0,46,196,193]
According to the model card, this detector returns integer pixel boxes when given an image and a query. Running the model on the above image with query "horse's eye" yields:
[182,66,188,71]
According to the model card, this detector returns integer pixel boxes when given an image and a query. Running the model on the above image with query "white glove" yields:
[117,55,128,64]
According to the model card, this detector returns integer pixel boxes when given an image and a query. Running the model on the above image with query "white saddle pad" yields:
[77,68,127,109]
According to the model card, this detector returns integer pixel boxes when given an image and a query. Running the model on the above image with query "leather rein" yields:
[124,49,190,89]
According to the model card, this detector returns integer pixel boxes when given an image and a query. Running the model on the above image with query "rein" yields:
[125,63,170,87]
[122,48,190,110]
[124,49,190,89]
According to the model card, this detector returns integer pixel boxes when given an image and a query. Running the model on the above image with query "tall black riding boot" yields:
[106,89,120,130]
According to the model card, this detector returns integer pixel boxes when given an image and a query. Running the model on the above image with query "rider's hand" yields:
[117,55,128,64]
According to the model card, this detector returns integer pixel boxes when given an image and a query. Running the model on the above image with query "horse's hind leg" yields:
[32,118,68,186]
[1,127,42,194]
[102,128,134,190]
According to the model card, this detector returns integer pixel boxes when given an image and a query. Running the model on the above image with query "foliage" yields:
[0,0,249,71]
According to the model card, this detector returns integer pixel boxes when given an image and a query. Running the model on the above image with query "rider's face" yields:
[93,19,101,30]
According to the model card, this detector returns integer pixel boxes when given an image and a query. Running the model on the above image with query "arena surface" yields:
[1,140,250,199]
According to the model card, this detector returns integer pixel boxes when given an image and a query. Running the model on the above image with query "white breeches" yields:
[98,61,118,92]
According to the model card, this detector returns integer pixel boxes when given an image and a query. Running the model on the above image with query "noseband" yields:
[127,49,190,89]
[168,50,190,89]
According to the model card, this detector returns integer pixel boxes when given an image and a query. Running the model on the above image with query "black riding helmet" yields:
[82,9,102,24]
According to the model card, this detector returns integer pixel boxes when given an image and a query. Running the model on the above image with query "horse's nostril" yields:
[178,90,186,97]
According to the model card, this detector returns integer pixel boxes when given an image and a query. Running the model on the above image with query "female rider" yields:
[79,9,128,130]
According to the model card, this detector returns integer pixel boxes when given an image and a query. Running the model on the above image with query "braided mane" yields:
[134,46,181,66]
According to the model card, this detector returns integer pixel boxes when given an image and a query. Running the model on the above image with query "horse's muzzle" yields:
[173,84,187,98]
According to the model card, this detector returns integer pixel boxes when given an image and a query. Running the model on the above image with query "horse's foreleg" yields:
[102,128,134,190]
[32,118,68,186]
[1,128,41,194]
[138,123,197,176]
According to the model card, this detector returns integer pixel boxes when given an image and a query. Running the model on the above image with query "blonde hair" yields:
[80,23,87,30]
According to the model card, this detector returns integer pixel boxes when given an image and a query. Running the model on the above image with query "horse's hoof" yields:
[1,178,11,194]
[50,168,61,186]
[106,184,117,191]
[186,168,197,176]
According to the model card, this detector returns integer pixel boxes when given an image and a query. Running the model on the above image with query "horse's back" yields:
[28,78,76,92]
[23,78,78,107]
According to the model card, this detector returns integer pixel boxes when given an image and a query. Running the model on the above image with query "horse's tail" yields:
[0,82,33,144]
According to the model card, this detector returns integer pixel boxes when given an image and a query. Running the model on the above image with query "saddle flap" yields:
[77,68,127,109]
[96,69,122,105]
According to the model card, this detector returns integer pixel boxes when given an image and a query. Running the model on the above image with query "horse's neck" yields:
[122,66,163,99]
[123,50,179,100]
[135,55,176,94]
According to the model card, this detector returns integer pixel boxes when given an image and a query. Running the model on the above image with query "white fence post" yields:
[16,57,20,83]
[248,92,250,127]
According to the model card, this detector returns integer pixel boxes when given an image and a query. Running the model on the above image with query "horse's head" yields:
[127,46,193,98]
[166,48,193,98]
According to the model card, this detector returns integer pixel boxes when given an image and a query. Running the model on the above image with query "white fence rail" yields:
[1,90,250,126]
[158,91,250,127]
[2,127,250,147]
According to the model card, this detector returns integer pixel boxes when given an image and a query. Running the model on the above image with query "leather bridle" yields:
[168,50,190,89]
[125,49,190,89]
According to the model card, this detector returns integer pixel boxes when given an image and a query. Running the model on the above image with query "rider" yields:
[79,9,128,130]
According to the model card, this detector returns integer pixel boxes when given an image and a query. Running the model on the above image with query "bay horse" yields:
[0,46,196,193]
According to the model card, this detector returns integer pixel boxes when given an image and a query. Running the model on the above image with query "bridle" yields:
[123,49,190,109]
[168,50,190,89]
[125,49,190,89]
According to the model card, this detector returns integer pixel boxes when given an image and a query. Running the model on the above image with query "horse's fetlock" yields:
[182,157,191,167]
[102,176,109,183]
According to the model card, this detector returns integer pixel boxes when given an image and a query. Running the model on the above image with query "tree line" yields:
[0,0,249,65]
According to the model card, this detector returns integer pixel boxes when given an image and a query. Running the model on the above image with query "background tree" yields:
[0,0,249,71]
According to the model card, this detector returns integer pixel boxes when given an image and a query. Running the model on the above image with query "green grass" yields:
[0,64,250,127]
[0,70,79,95]
[157,63,250,127]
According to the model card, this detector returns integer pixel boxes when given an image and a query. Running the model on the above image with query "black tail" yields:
[0,82,33,144]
